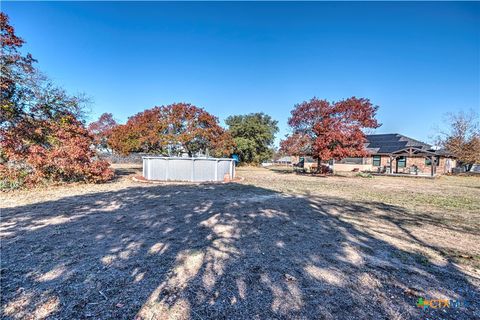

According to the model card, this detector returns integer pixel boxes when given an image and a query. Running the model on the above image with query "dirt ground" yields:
[1,164,479,319]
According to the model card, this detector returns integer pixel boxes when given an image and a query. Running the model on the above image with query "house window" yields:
[372,155,381,166]
[425,156,439,166]
[397,156,406,168]
[337,157,363,164]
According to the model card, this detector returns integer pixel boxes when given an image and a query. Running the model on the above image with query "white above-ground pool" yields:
[142,156,235,182]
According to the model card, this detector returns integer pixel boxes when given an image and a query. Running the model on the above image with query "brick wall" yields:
[406,156,456,174]
[333,163,372,172]
[369,155,390,172]
[369,155,456,174]
[290,154,456,175]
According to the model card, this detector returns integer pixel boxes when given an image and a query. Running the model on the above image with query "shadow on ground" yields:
[1,182,479,319]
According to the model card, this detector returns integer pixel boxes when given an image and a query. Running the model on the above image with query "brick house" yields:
[333,134,456,176]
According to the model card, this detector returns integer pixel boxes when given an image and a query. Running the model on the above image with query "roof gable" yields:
[365,134,432,154]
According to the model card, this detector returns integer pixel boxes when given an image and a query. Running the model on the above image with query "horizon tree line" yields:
[91,97,480,172]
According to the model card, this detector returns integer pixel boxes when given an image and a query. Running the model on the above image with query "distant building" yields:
[262,156,293,167]
[291,134,457,176]
[335,133,456,176]
[276,156,293,165]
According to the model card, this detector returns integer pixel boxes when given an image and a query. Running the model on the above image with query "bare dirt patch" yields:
[1,165,479,319]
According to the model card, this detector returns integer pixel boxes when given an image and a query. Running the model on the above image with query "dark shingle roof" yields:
[365,134,432,154]
[434,148,454,157]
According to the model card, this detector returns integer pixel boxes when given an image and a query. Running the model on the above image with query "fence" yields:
[100,152,147,164]
[142,156,235,182]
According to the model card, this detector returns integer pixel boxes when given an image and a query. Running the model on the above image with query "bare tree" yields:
[436,110,480,170]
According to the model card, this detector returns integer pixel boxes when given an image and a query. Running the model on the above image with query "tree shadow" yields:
[109,165,143,182]
[267,167,294,174]
[267,167,332,178]
[1,182,479,319]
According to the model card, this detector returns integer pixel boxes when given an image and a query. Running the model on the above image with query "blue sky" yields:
[3,1,479,145]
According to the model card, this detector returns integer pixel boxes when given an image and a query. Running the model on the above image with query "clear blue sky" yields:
[3,1,479,145]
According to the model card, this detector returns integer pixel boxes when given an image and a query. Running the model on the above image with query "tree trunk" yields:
[185,144,192,157]
[317,157,321,173]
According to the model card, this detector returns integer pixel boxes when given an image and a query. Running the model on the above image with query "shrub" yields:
[1,115,114,190]
[356,172,373,178]
[0,165,30,190]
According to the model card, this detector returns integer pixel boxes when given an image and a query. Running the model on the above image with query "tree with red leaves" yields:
[0,13,113,189]
[280,97,380,169]
[88,113,118,151]
[1,13,36,122]
[1,12,36,126]
[109,103,234,157]
[109,107,168,155]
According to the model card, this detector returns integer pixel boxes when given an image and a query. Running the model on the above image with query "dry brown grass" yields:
[1,164,479,319]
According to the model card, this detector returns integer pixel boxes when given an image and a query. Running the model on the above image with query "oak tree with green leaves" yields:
[225,113,278,164]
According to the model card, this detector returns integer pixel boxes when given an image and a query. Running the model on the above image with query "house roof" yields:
[365,134,433,154]
[433,148,454,157]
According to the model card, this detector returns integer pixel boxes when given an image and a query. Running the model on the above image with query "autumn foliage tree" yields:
[0,13,113,189]
[280,97,380,169]
[109,103,234,157]
[108,107,167,155]
[88,113,118,151]
[436,110,480,170]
